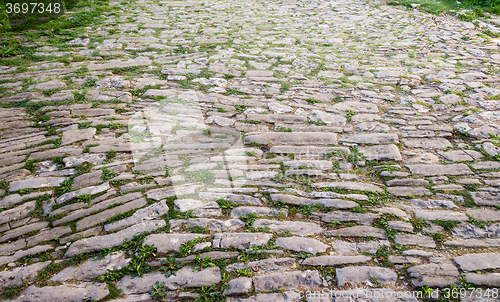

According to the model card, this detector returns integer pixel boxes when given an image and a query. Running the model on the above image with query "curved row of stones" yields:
[1,0,500,301]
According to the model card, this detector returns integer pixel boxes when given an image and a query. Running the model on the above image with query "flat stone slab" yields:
[65,219,166,257]
[14,282,109,302]
[326,226,385,239]
[253,270,321,292]
[252,219,323,236]
[170,218,244,233]
[0,261,50,291]
[244,132,338,145]
[388,186,432,196]
[270,193,358,208]
[56,182,110,204]
[341,133,398,144]
[394,234,436,248]
[104,200,169,232]
[319,212,380,225]
[466,209,500,221]
[470,191,500,206]
[117,267,220,294]
[142,233,209,254]
[406,164,473,176]
[465,273,500,287]
[301,255,371,266]
[0,201,36,225]
[212,233,273,250]
[453,253,500,272]
[444,238,500,248]
[414,209,468,221]
[402,138,452,149]
[328,101,379,113]
[61,128,96,146]
[275,237,328,254]
[76,197,147,231]
[407,263,459,287]
[312,181,383,192]
[231,207,286,218]
[359,144,402,161]
[51,252,129,282]
[336,266,397,286]
[9,177,66,192]
[87,59,152,71]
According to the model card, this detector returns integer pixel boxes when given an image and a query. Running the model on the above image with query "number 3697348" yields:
[5,2,61,14]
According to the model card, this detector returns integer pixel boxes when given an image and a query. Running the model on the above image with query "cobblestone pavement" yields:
[1,0,500,301]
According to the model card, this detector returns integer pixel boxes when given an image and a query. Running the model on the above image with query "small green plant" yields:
[468,216,485,228]
[193,255,215,272]
[159,257,184,277]
[216,199,235,215]
[305,97,322,104]
[276,127,292,132]
[432,220,460,233]
[179,237,203,257]
[270,199,286,209]
[237,267,252,277]
[375,246,394,267]
[345,109,356,121]
[410,216,428,233]
[149,281,168,301]
[240,212,260,228]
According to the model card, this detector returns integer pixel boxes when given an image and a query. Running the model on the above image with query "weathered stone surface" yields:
[312,181,382,192]
[104,200,169,232]
[117,267,220,294]
[336,266,397,286]
[226,257,296,275]
[341,133,398,144]
[402,138,452,149]
[0,201,36,225]
[231,206,286,218]
[465,273,500,287]
[14,282,109,302]
[359,144,402,161]
[394,234,436,248]
[170,218,244,233]
[407,263,460,287]
[270,193,357,208]
[9,177,66,192]
[61,128,96,145]
[143,233,209,254]
[252,219,323,236]
[51,252,130,282]
[466,209,500,221]
[302,255,371,266]
[453,253,500,272]
[224,277,252,296]
[319,211,380,225]
[244,132,337,145]
[0,245,52,266]
[444,238,500,248]
[212,233,273,249]
[470,191,500,206]
[276,237,328,254]
[65,219,166,257]
[326,226,385,239]
[0,261,50,290]
[56,182,110,204]
[414,209,468,221]
[71,170,102,189]
[388,186,432,196]
[76,197,147,230]
[253,270,321,292]
[406,164,473,176]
